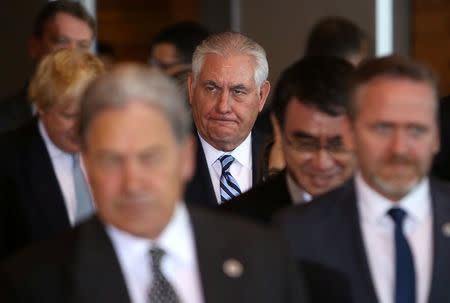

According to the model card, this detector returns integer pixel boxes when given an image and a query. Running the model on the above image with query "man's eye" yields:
[78,42,91,50]
[373,124,392,134]
[233,89,245,95]
[206,86,216,92]
[98,155,121,170]
[407,125,427,136]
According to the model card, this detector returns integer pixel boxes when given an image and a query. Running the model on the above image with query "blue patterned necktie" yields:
[388,208,416,303]
[148,247,179,303]
[219,154,242,203]
[73,154,94,224]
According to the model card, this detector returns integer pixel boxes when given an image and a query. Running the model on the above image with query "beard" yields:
[365,154,429,200]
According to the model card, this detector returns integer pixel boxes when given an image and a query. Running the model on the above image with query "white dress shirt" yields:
[39,120,78,225]
[106,202,204,303]
[198,132,253,203]
[285,173,312,205]
[355,172,433,303]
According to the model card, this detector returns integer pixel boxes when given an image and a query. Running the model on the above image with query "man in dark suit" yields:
[185,32,270,207]
[0,49,104,259]
[221,56,355,223]
[0,64,309,303]
[0,0,95,133]
[277,56,450,303]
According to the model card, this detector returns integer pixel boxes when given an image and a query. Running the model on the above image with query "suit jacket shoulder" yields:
[188,206,310,303]
[275,180,378,303]
[0,217,131,303]
[0,120,70,258]
[0,87,33,133]
[219,170,292,224]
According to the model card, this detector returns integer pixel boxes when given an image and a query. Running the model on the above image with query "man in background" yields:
[149,22,210,101]
[185,31,270,206]
[277,56,450,303]
[221,56,355,223]
[0,49,104,259]
[305,16,367,66]
[0,0,95,132]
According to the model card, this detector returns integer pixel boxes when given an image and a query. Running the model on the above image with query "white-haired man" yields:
[186,31,270,206]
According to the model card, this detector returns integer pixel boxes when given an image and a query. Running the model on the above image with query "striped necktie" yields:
[219,154,242,203]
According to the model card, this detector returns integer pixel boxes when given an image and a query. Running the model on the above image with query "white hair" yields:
[79,64,191,145]
[191,31,269,92]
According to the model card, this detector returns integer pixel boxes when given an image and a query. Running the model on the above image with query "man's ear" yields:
[180,134,196,183]
[257,80,271,112]
[187,73,195,106]
[342,116,355,152]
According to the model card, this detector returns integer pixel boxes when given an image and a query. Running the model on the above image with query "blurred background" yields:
[0,0,448,99]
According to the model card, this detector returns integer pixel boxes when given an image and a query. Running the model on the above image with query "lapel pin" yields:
[223,258,243,278]
[442,222,450,237]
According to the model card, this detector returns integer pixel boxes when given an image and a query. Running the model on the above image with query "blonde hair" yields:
[29,48,104,110]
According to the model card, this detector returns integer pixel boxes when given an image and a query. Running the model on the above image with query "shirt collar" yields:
[106,202,196,267]
[38,119,71,159]
[285,172,312,204]
[355,172,431,225]
[198,131,252,169]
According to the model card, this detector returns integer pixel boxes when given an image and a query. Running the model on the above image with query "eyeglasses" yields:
[284,134,349,156]
[149,57,183,71]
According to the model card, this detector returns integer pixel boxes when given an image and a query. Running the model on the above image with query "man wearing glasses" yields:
[221,56,355,223]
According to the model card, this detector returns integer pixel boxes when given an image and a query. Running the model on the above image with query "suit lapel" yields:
[71,217,132,303]
[189,208,245,303]
[427,179,450,302]
[332,181,378,303]
[185,134,218,206]
[251,130,265,185]
[27,122,70,237]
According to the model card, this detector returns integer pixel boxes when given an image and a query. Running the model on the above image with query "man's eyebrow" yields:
[292,130,316,139]
[204,80,221,88]
[230,84,248,91]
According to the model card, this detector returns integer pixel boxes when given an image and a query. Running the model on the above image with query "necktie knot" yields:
[388,207,407,226]
[219,154,235,174]
[150,247,165,269]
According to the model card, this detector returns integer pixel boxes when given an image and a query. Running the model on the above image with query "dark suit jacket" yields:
[185,131,266,207]
[0,119,70,259]
[276,178,450,303]
[432,94,450,180]
[219,170,292,224]
[0,207,309,303]
[0,87,33,133]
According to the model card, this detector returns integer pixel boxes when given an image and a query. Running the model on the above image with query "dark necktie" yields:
[388,208,416,303]
[219,154,242,203]
[148,247,179,303]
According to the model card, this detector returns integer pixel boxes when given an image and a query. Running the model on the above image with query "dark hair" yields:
[152,22,210,64]
[305,17,366,60]
[272,56,355,128]
[33,0,96,38]
[349,55,439,120]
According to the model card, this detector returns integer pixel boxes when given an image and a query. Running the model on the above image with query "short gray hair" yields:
[79,64,192,146]
[191,31,269,91]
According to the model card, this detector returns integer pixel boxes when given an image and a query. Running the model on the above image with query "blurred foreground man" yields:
[222,56,355,223]
[0,65,308,303]
[277,56,450,303]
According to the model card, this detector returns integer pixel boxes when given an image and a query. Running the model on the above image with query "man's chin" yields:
[373,174,420,200]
